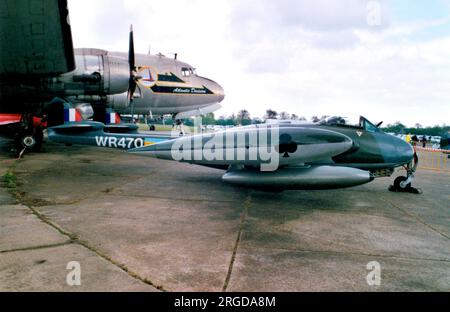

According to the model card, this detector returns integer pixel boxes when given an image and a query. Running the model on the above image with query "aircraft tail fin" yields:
[47,97,82,127]
[64,108,83,123]
[102,109,139,133]
[105,110,122,125]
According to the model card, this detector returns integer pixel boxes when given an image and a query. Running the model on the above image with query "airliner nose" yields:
[217,84,225,103]
[211,81,225,103]
[200,76,225,103]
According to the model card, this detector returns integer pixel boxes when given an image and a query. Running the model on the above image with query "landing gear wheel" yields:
[389,150,422,194]
[394,176,410,191]
[389,176,422,194]
[15,128,44,152]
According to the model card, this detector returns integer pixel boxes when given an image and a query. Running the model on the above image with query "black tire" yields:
[393,176,411,191]
[150,125,156,131]
[15,128,44,152]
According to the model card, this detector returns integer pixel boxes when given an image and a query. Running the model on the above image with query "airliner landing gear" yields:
[171,114,185,136]
[389,151,422,194]
[146,115,162,131]
[177,119,186,136]
[14,113,45,153]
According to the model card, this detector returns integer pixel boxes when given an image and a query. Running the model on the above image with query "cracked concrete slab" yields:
[226,171,450,292]
[0,204,68,252]
[37,195,243,291]
[0,244,156,292]
[226,248,450,292]
[242,190,450,261]
[0,188,15,205]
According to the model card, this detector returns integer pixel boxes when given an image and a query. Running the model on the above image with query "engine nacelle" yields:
[222,166,374,190]
[72,49,129,96]
[103,55,130,95]
[106,92,130,110]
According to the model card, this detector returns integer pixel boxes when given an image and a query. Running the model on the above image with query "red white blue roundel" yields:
[138,66,157,88]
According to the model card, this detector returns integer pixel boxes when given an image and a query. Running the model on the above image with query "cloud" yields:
[227,0,392,74]
[229,0,376,33]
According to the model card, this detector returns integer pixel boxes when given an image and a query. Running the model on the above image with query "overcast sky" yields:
[68,0,450,127]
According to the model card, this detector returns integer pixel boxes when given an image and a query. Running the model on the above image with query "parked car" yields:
[213,125,226,132]
[431,136,442,144]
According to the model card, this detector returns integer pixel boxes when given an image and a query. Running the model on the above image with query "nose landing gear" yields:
[389,150,422,194]
[171,114,186,136]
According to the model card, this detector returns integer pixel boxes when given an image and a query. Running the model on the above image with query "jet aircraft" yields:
[47,115,420,193]
[128,116,420,193]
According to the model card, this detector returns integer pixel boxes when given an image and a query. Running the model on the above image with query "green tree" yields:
[279,112,290,120]
[264,109,278,120]
[202,113,216,125]
[237,110,252,126]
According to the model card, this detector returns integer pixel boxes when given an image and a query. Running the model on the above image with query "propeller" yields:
[128,25,142,102]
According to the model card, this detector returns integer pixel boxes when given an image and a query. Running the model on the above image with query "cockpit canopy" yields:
[319,115,381,133]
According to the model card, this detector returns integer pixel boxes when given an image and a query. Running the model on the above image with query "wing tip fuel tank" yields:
[222,166,374,190]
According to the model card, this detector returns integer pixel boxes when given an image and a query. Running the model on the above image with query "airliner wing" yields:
[175,103,222,120]
[0,0,75,76]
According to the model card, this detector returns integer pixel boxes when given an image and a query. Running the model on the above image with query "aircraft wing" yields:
[0,0,75,76]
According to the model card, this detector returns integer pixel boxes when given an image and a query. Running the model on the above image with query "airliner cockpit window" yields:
[181,67,191,77]
[181,67,196,77]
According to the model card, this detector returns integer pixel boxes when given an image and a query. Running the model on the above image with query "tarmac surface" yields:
[0,137,449,292]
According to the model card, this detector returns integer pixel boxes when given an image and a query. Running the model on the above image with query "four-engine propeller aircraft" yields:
[0,0,224,152]
[47,115,420,193]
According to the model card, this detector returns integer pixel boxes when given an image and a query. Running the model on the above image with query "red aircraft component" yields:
[33,116,47,128]
[0,114,47,128]
[0,113,21,126]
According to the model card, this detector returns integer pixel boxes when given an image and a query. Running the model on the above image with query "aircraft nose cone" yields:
[396,138,415,164]
[203,78,225,103]
[212,82,225,103]
[218,85,225,103]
